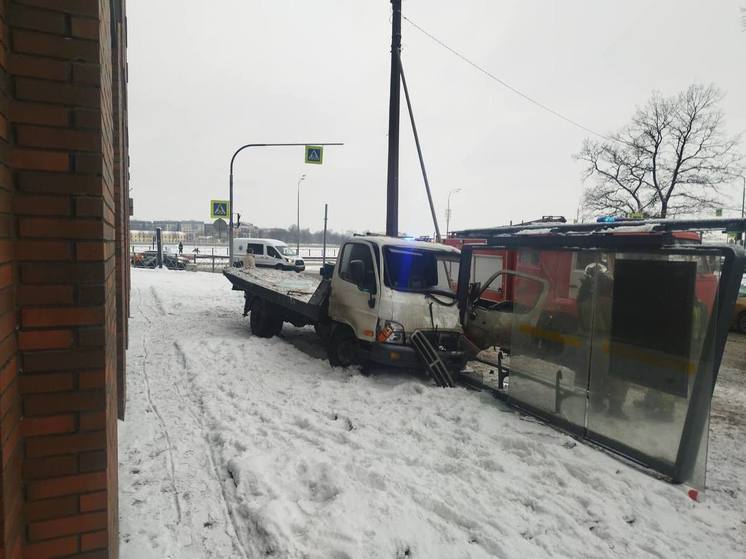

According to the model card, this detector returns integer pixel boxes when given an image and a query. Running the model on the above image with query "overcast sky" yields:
[127,0,746,235]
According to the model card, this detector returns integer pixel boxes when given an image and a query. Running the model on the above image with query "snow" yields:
[514,228,554,236]
[226,267,321,303]
[119,268,746,558]
[598,224,658,233]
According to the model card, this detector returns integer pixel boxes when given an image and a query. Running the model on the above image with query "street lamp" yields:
[227,141,343,265]
[296,174,306,255]
[446,188,462,237]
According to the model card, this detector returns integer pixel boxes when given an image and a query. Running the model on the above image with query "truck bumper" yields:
[369,342,467,372]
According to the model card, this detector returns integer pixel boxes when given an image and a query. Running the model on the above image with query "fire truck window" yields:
[473,255,503,291]
[518,249,540,266]
[574,251,598,271]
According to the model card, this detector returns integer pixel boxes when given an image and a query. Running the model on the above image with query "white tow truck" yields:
[224,236,467,383]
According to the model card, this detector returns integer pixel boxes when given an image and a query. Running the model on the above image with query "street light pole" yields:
[228,142,343,265]
[296,174,306,256]
[446,188,462,237]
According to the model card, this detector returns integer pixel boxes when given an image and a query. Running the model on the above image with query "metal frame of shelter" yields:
[455,219,746,484]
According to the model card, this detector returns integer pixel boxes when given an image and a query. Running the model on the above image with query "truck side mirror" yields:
[349,259,365,287]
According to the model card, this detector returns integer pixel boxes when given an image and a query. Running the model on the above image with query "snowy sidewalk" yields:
[119,268,745,558]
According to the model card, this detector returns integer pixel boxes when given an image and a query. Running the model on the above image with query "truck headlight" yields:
[376,320,405,344]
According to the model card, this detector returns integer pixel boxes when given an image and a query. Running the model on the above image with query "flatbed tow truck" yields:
[224,235,466,386]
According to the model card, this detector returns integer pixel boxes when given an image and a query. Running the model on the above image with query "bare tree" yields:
[576,138,657,218]
[576,84,742,218]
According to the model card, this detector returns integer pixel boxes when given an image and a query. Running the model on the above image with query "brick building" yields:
[0,1,130,558]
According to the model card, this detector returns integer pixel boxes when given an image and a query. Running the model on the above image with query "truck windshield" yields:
[277,246,297,257]
[383,247,459,294]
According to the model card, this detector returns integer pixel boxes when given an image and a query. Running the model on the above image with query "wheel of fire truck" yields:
[249,298,283,338]
[738,312,746,334]
[327,324,358,368]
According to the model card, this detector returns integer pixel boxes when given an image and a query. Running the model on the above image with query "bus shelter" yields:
[455,219,745,487]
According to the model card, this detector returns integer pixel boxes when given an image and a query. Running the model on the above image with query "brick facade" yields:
[0,1,129,557]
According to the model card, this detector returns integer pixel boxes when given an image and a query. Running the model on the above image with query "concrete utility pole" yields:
[385,0,402,237]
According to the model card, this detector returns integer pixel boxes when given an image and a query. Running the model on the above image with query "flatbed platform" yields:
[223,266,329,324]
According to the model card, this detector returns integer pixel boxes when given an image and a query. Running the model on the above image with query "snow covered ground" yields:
[119,268,746,559]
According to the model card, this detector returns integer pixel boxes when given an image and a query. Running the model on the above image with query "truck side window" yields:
[248,243,263,255]
[339,243,377,293]
[267,246,281,259]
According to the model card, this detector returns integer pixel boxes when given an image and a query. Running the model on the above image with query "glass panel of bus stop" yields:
[585,252,722,486]
[506,248,600,430]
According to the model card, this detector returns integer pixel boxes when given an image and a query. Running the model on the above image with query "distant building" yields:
[130,230,186,244]
[152,220,180,232]
[128,218,254,243]
[130,219,152,230]
[179,220,205,241]
[236,223,258,237]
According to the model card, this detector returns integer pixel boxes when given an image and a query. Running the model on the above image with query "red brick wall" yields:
[0,0,129,557]
[0,1,25,557]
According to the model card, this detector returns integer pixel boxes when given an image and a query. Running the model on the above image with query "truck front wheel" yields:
[250,298,283,338]
[328,326,358,367]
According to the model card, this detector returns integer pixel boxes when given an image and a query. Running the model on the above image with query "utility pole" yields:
[385,0,402,237]
[400,61,441,243]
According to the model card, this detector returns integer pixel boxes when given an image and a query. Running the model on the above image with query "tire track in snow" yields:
[172,341,257,559]
[171,340,251,559]
[134,287,183,525]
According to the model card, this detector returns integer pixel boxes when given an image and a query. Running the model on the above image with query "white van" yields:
[232,238,305,272]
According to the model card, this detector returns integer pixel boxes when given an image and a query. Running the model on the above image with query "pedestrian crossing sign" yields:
[210,199,230,220]
[305,145,323,165]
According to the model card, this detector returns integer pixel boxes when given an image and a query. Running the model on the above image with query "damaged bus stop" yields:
[453,219,746,488]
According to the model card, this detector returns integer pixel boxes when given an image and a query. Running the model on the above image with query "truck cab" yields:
[325,236,466,371]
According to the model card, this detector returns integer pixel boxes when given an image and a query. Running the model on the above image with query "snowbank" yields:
[119,268,745,558]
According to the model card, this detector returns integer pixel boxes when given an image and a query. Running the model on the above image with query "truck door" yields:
[330,241,380,342]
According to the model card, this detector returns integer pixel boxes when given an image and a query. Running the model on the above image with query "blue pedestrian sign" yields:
[305,145,323,165]
[210,199,230,220]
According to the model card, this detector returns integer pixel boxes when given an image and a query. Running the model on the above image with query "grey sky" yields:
[127,0,746,235]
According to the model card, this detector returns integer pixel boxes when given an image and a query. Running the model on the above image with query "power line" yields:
[402,15,615,142]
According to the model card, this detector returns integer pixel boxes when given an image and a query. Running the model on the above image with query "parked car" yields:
[131,251,188,270]
[732,283,746,333]
[232,238,305,272]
